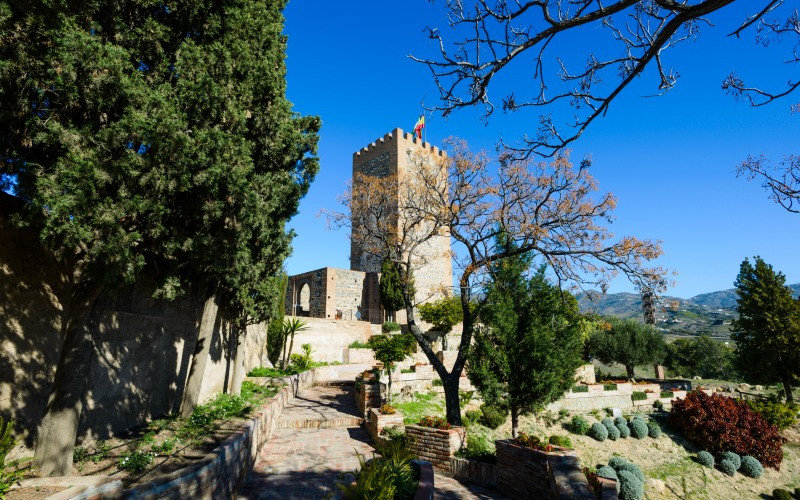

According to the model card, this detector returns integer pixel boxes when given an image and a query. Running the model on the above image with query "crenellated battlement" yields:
[353,128,445,159]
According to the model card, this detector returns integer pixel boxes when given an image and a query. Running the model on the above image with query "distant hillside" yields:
[577,284,800,338]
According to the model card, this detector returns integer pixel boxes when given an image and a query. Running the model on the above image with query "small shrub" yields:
[618,469,644,500]
[548,435,573,448]
[349,340,371,349]
[618,462,645,484]
[118,450,154,472]
[653,400,664,411]
[418,416,451,430]
[616,422,630,438]
[432,378,443,387]
[379,404,397,415]
[630,419,648,439]
[604,383,618,391]
[400,367,414,373]
[602,418,620,440]
[572,385,589,393]
[746,398,799,431]
[647,420,661,438]
[697,451,714,468]
[596,465,618,481]
[660,391,674,399]
[614,416,627,427]
[721,451,741,470]
[463,410,482,426]
[382,321,401,333]
[591,423,608,441]
[632,391,647,401]
[381,426,406,441]
[73,446,90,464]
[459,390,474,407]
[456,433,496,463]
[719,458,737,476]
[151,438,177,454]
[739,455,763,478]
[515,432,553,452]
[608,457,629,470]
[773,489,793,500]
[570,415,590,435]
[668,391,785,468]
[290,343,314,371]
[479,404,508,430]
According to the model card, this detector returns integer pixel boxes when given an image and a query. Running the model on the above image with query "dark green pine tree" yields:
[731,256,800,402]
[468,235,584,438]
[0,1,318,475]
[379,256,407,322]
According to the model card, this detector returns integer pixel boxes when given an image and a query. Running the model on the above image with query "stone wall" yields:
[282,316,375,363]
[0,193,256,446]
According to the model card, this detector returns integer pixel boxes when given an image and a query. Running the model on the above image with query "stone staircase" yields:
[276,383,364,429]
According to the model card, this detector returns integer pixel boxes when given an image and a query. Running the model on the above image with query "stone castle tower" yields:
[350,128,453,307]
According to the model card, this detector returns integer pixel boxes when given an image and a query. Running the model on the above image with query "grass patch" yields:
[643,457,698,482]
[394,391,445,424]
[348,340,371,349]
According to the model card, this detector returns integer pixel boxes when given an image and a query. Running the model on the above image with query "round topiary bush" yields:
[596,465,618,481]
[618,469,644,500]
[614,416,628,427]
[721,451,741,470]
[607,423,621,440]
[570,415,590,435]
[616,421,631,438]
[647,420,661,438]
[618,462,645,484]
[719,458,737,476]
[740,456,763,478]
[772,489,793,500]
[630,419,648,439]
[591,422,608,441]
[697,451,714,468]
[608,456,629,470]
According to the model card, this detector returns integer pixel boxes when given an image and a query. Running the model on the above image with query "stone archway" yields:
[298,283,310,316]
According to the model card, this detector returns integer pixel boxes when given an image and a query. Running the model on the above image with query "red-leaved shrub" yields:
[668,391,785,469]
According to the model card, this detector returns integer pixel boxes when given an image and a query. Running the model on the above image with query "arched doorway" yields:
[298,283,310,316]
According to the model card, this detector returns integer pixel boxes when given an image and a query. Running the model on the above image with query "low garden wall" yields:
[367,408,404,444]
[450,457,496,488]
[548,380,711,412]
[495,440,596,500]
[406,425,465,473]
[355,376,385,419]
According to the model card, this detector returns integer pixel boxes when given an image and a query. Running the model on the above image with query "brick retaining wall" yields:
[449,457,496,488]
[406,425,465,473]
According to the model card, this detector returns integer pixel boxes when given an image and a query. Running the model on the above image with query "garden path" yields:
[238,384,506,499]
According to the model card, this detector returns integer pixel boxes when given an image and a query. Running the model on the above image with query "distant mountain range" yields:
[576,284,800,338]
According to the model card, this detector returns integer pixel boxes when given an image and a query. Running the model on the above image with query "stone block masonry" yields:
[406,425,465,473]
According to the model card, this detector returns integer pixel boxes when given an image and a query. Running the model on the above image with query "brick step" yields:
[277,416,364,429]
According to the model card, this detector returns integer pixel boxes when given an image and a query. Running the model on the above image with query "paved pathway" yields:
[238,384,506,499]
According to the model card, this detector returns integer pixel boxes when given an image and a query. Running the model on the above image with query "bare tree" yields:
[327,139,667,425]
[412,1,798,159]
[737,154,800,213]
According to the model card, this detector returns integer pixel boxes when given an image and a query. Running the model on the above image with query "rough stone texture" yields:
[406,425,465,473]
[575,364,596,384]
[598,477,619,499]
[450,457,497,488]
[345,347,376,365]
[495,440,595,500]
[279,316,373,363]
[284,267,383,324]
[654,364,666,379]
[355,377,384,419]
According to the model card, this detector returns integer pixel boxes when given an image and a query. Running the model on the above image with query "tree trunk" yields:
[229,324,246,396]
[387,364,393,404]
[34,283,103,477]
[443,375,462,426]
[626,364,635,380]
[180,295,219,418]
[285,332,295,369]
[783,375,794,403]
[511,406,519,439]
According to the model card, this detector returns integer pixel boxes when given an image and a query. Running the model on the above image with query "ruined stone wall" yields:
[284,267,329,318]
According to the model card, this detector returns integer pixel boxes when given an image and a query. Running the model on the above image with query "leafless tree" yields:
[737,154,800,213]
[412,1,798,159]
[327,139,668,424]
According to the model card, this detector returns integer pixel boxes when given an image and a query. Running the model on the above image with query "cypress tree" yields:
[0,1,318,474]
[379,256,407,321]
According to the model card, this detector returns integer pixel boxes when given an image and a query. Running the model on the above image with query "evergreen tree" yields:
[379,256,408,321]
[589,318,665,380]
[731,257,800,402]
[468,236,584,437]
[0,1,318,475]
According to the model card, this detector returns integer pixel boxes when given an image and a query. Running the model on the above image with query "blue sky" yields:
[282,1,799,299]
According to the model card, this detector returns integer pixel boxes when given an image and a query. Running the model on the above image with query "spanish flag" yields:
[413,115,425,139]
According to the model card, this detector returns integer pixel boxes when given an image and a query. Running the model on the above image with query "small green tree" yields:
[731,257,800,402]
[468,248,584,437]
[589,318,665,380]
[664,335,737,380]
[281,318,309,370]
[368,333,416,403]
[418,296,463,350]
[379,256,409,322]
